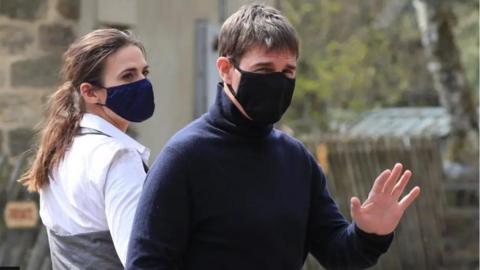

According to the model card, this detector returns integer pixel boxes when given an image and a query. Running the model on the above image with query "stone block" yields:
[0,24,33,54]
[0,92,45,125]
[38,23,75,52]
[57,0,79,20]
[0,66,6,88]
[0,155,13,192]
[11,54,62,87]
[8,127,34,156]
[0,0,47,21]
[0,130,3,154]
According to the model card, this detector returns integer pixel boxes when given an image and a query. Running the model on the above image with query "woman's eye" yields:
[122,73,134,80]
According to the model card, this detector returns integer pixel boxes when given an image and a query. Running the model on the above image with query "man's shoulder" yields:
[149,116,212,172]
[163,116,210,151]
[271,128,308,152]
[272,129,328,177]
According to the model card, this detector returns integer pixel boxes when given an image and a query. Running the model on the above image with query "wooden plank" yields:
[445,207,479,217]
[400,139,434,269]
[317,137,448,270]
[6,153,28,201]
[443,181,479,191]
[386,139,427,270]
[40,256,52,270]
[0,228,39,266]
[371,139,402,270]
[0,154,8,246]
[0,152,43,268]
[26,226,51,270]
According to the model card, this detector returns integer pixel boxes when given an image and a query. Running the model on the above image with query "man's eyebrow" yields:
[251,62,275,68]
[285,64,296,69]
[251,62,296,70]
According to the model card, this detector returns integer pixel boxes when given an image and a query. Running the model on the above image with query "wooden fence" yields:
[303,137,447,270]
[0,137,475,269]
[0,153,51,270]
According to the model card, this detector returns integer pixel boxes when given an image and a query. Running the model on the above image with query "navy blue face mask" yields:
[94,78,155,122]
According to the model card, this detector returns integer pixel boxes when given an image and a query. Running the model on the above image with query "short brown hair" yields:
[218,4,299,65]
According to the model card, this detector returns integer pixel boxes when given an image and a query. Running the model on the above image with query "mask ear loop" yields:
[86,81,109,107]
[227,57,245,73]
[225,57,241,97]
[223,57,253,121]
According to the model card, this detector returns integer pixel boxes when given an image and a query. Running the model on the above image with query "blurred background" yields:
[0,0,477,269]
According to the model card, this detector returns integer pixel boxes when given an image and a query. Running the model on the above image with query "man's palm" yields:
[350,163,421,235]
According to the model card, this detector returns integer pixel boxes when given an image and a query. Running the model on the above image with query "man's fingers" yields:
[382,163,403,194]
[370,169,391,194]
[392,170,412,199]
[399,186,421,211]
[350,196,362,220]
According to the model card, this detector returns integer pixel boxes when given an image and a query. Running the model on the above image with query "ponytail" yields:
[18,28,145,192]
[18,81,84,192]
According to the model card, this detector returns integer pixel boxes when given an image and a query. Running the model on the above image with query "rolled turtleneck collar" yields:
[207,82,273,138]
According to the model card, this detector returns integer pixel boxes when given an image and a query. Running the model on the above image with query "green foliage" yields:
[454,0,479,101]
[281,0,478,134]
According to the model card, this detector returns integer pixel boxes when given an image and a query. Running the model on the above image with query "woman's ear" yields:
[79,82,102,104]
[216,57,233,85]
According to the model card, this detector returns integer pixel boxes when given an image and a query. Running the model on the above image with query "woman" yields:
[19,28,154,269]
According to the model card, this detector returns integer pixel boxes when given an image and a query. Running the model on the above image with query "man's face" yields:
[224,46,297,93]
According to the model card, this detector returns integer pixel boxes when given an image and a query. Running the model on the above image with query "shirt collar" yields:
[80,113,150,163]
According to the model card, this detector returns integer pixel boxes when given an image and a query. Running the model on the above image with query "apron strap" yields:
[77,127,149,173]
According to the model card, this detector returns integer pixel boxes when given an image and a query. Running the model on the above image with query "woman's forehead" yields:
[104,45,147,73]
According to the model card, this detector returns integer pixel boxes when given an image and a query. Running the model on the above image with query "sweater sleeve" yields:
[306,152,393,270]
[126,146,190,270]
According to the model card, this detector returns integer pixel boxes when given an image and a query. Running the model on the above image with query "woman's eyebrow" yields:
[117,64,149,76]
[118,67,136,75]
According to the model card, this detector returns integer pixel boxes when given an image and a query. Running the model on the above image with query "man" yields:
[126,4,421,270]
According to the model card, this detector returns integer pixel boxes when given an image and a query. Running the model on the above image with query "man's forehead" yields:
[240,46,297,66]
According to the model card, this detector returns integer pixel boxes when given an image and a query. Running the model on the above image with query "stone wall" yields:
[0,0,78,169]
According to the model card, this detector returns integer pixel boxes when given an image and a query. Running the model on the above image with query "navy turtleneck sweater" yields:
[126,83,393,270]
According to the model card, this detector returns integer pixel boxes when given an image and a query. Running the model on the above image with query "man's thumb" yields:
[350,196,361,219]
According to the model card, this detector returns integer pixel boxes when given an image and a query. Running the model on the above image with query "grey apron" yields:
[47,229,123,270]
[45,127,132,269]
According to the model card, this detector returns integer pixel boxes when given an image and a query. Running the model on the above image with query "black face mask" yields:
[227,66,296,125]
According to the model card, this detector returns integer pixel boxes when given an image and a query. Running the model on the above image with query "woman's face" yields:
[97,44,150,130]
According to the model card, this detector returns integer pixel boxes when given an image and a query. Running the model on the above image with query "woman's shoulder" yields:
[66,134,143,187]
[68,134,142,178]
[73,133,137,156]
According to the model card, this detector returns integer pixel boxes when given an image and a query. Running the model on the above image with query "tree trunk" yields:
[413,0,478,165]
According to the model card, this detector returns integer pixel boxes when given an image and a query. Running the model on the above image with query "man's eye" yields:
[283,70,295,77]
[143,70,150,76]
[255,68,272,73]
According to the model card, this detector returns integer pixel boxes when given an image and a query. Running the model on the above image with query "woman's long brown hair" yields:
[18,29,145,192]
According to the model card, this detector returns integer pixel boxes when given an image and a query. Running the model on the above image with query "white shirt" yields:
[39,113,150,266]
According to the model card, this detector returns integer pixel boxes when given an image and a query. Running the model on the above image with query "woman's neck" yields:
[85,106,129,132]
